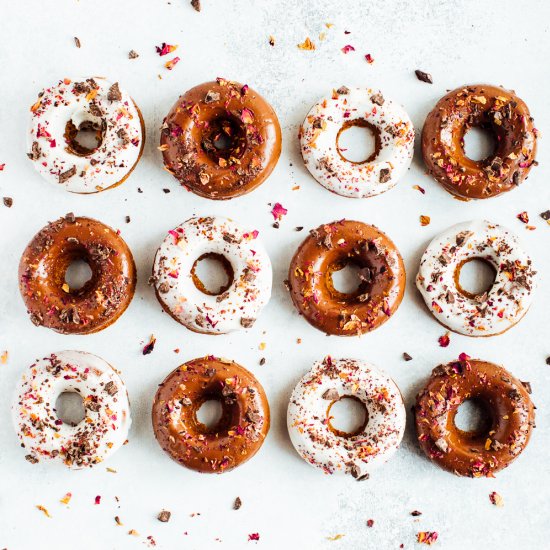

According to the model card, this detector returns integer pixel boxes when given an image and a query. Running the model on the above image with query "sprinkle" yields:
[297,37,315,50]
[517,211,529,224]
[271,202,288,221]
[94,495,101,505]
[417,532,438,545]
[438,333,450,347]
[36,505,51,518]
[165,57,180,70]
[143,335,157,355]
[156,43,178,56]
[60,492,72,505]
[341,45,355,54]
[489,492,504,507]
[191,0,201,11]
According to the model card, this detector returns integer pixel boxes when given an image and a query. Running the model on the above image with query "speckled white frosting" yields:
[12,350,131,469]
[153,216,272,334]
[27,77,143,193]
[416,220,537,336]
[287,357,406,479]
[300,87,414,198]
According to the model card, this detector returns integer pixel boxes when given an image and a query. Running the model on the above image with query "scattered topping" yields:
[165,57,180,71]
[143,335,157,355]
[271,202,288,221]
[341,45,355,54]
[364,53,374,64]
[438,333,450,347]
[191,0,201,11]
[233,497,242,510]
[36,505,51,518]
[539,210,550,222]
[269,35,275,46]
[94,495,101,505]
[60,492,72,505]
[420,215,431,226]
[107,82,122,102]
[413,185,426,194]
[517,211,529,224]
[3,197,13,208]
[156,43,178,56]
[327,534,345,541]
[417,531,438,545]
[248,533,260,542]
[415,70,433,84]
[366,519,374,528]
[489,491,504,507]
[403,352,413,361]
[128,50,139,59]
[297,37,316,50]
[157,510,171,522]
[74,37,81,48]
[411,510,422,516]
[115,516,123,526]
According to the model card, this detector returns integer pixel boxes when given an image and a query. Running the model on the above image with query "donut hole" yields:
[453,398,493,437]
[330,262,363,295]
[336,119,381,164]
[65,119,105,156]
[327,256,378,302]
[327,396,369,438]
[196,398,224,432]
[201,115,247,162]
[462,125,496,162]
[54,392,86,426]
[64,258,93,292]
[456,258,497,299]
[191,253,234,296]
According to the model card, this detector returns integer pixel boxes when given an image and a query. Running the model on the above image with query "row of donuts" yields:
[19,215,536,339]
[27,77,537,201]
[13,350,534,479]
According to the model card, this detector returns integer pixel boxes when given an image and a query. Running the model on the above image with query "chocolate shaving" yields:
[191,0,201,11]
[107,82,122,102]
[59,166,77,183]
[233,497,242,510]
[403,352,413,361]
[240,317,255,328]
[415,70,433,84]
[157,510,171,523]
[105,381,118,396]
[379,168,391,183]
[128,50,139,59]
[3,197,13,208]
[336,86,350,95]
[370,93,384,106]
[74,37,81,48]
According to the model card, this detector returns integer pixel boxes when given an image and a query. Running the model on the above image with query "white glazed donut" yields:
[27,77,144,193]
[12,350,131,468]
[287,357,405,479]
[152,216,272,334]
[299,87,414,198]
[416,220,537,336]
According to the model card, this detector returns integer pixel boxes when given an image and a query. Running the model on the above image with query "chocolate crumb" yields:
[370,93,384,106]
[322,389,339,400]
[521,381,532,394]
[540,210,550,221]
[65,212,76,223]
[128,50,139,59]
[546,357,550,366]
[259,357,266,366]
[295,226,304,231]
[403,352,413,361]
[157,510,171,523]
[336,86,350,95]
[107,82,122,102]
[125,215,131,223]
[366,519,374,528]
[59,165,77,183]
[379,168,391,183]
[105,381,118,396]
[414,70,433,84]
[3,197,13,208]
[25,454,39,464]
[191,0,201,11]
[269,35,275,47]
[411,510,422,516]
[273,222,280,229]
[163,188,170,193]
[74,37,81,48]
[233,497,242,510]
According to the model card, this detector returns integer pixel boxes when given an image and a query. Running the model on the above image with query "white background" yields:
[1,1,549,549]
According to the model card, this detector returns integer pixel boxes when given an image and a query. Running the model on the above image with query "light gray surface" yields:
[1,1,549,548]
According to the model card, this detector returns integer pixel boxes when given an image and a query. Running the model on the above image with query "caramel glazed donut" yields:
[416,220,537,336]
[19,214,136,335]
[415,358,535,477]
[300,86,414,198]
[287,357,406,479]
[27,77,145,193]
[288,220,406,336]
[152,356,270,473]
[422,84,537,200]
[13,351,131,468]
[160,78,282,199]
[152,216,272,334]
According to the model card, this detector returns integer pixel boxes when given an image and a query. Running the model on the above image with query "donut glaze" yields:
[300,86,414,198]
[422,84,537,200]
[160,78,282,200]
[416,220,537,336]
[415,358,535,477]
[19,215,136,334]
[152,357,270,473]
[152,216,272,334]
[27,77,145,193]
[13,351,131,468]
[287,357,406,479]
[288,220,406,336]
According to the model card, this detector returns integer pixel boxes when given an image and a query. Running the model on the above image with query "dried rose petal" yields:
[365,53,374,64]
[271,202,288,221]
[143,335,157,355]
[248,533,260,541]
[438,333,450,347]
[417,532,438,545]
[165,57,180,70]
[341,45,355,54]
[517,211,529,224]
[95,495,101,505]
[489,491,504,507]
[241,108,254,124]
[156,43,178,56]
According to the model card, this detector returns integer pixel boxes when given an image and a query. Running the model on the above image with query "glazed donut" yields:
[19,214,136,335]
[300,86,414,198]
[152,356,270,473]
[422,84,537,200]
[160,78,282,200]
[27,77,144,193]
[152,216,272,334]
[13,350,131,468]
[416,220,536,336]
[287,357,405,479]
[415,358,535,477]
[288,220,406,336]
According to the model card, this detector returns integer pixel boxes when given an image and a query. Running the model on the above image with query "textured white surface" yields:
[1,1,550,549]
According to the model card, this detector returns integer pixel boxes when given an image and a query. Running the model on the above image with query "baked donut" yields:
[415,358,535,477]
[160,78,282,199]
[287,357,405,479]
[422,84,537,200]
[27,77,144,193]
[288,220,406,336]
[152,216,271,334]
[152,356,270,473]
[300,86,414,198]
[13,350,131,468]
[19,214,136,334]
[416,220,536,336]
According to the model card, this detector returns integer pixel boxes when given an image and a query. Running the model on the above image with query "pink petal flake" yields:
[248,533,260,542]
[341,44,355,54]
[438,333,450,347]
[95,495,101,505]
[365,53,374,64]
[271,202,288,221]
[156,43,178,56]
[165,57,180,70]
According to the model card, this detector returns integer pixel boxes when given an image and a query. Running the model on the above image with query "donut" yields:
[152,356,270,473]
[415,358,535,477]
[416,220,537,336]
[288,220,406,336]
[422,84,537,200]
[160,78,282,200]
[152,216,272,334]
[19,214,136,335]
[13,350,131,468]
[299,86,414,198]
[287,357,405,479]
[27,77,145,193]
